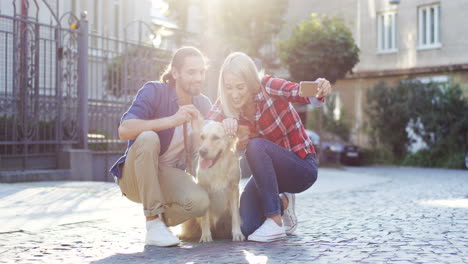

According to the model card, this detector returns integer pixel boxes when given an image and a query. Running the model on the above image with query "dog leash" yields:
[183,122,193,176]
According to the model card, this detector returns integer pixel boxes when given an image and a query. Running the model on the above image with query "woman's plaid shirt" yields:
[205,75,325,159]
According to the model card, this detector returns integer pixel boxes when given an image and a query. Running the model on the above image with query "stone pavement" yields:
[1,167,467,263]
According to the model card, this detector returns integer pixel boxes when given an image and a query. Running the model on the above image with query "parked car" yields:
[305,129,362,166]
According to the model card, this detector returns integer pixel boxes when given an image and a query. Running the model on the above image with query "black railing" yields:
[0,0,171,171]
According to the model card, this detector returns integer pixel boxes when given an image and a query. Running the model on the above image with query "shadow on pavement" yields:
[90,238,317,264]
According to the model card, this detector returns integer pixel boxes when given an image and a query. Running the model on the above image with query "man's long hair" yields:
[160,46,206,87]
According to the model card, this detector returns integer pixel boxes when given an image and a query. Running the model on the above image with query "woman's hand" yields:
[315,78,332,98]
[222,118,238,137]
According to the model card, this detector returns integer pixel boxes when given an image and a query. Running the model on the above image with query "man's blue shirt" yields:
[109,81,212,179]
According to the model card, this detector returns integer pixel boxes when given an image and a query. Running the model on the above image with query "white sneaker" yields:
[247,218,286,242]
[282,193,297,235]
[145,218,180,247]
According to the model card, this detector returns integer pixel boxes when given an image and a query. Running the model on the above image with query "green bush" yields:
[402,149,465,169]
[323,93,351,142]
[359,148,394,165]
[366,81,412,160]
[366,80,468,169]
[307,93,351,141]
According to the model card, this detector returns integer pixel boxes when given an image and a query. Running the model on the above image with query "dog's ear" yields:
[237,125,250,140]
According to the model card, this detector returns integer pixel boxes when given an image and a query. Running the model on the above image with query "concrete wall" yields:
[0,150,118,182]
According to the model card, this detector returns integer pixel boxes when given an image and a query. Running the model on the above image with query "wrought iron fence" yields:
[0,2,80,170]
[0,0,171,173]
[86,25,171,154]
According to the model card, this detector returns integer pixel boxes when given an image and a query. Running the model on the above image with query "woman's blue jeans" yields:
[240,138,318,237]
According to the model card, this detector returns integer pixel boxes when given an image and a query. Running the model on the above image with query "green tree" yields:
[323,93,351,142]
[366,80,468,168]
[278,14,359,83]
[366,81,412,160]
[307,93,351,142]
[404,81,468,168]
[166,0,288,67]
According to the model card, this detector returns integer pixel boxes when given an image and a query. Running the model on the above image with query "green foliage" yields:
[323,93,351,141]
[166,0,288,66]
[402,149,465,169]
[360,147,394,166]
[407,82,468,153]
[306,93,351,142]
[278,14,359,83]
[366,81,413,160]
[0,115,57,141]
[106,46,171,98]
[218,0,287,59]
[366,80,468,169]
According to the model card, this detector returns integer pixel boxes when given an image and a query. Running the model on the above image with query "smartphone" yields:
[299,81,319,97]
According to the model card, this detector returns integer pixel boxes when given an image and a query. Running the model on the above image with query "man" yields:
[109,47,212,247]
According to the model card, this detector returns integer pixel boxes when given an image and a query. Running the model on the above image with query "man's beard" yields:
[182,82,202,96]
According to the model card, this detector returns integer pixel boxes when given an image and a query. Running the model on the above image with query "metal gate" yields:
[0,0,170,176]
[0,0,81,170]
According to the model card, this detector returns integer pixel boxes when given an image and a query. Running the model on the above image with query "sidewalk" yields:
[0,181,140,233]
[0,168,386,234]
[1,167,467,263]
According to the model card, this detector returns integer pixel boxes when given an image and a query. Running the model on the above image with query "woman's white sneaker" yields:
[145,218,180,247]
[247,218,286,242]
[282,193,297,235]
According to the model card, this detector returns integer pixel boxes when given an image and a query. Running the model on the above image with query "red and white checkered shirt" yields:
[205,75,325,159]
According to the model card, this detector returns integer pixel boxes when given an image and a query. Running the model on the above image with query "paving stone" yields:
[1,167,467,263]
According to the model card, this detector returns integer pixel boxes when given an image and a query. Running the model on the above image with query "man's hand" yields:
[191,110,204,134]
[315,78,332,98]
[174,104,200,127]
[222,118,238,137]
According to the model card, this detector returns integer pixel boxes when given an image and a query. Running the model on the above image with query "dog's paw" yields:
[232,231,245,242]
[199,234,213,243]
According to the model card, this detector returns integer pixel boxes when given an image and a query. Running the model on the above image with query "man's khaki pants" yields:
[118,131,209,226]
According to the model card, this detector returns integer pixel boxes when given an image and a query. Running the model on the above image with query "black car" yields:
[305,129,362,166]
[340,144,361,166]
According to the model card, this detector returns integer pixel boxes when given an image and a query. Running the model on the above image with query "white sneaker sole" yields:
[145,239,180,247]
[247,233,287,243]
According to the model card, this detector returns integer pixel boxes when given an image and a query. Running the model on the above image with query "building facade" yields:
[282,0,468,147]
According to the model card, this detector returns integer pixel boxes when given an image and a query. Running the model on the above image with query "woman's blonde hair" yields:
[218,52,262,118]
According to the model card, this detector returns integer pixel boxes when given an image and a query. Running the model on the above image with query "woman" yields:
[205,52,331,242]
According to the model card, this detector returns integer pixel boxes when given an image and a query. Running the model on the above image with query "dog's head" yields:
[198,122,249,170]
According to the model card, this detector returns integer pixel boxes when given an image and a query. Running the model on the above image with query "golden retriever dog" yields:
[179,122,249,242]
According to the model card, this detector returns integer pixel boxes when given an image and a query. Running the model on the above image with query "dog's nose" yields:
[199,148,208,159]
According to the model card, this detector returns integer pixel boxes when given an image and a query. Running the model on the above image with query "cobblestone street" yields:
[1,167,467,263]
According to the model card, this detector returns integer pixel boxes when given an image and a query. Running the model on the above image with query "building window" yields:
[418,4,441,49]
[377,12,397,53]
